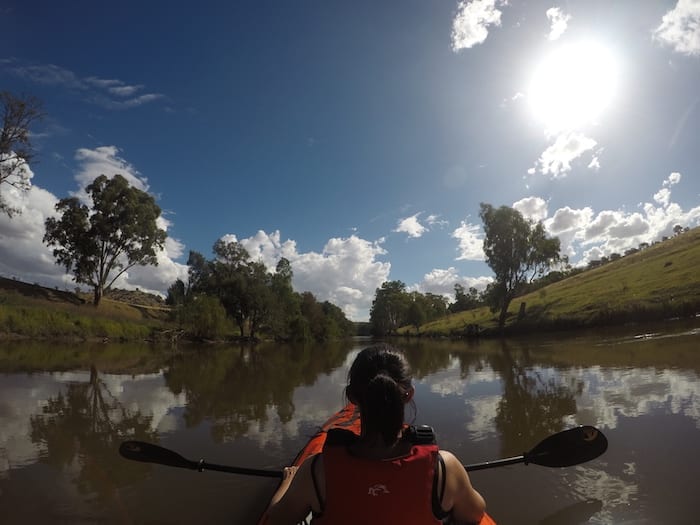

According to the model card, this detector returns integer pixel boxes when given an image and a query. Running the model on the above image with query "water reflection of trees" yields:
[29,365,158,501]
[401,342,454,379]
[163,342,352,442]
[489,341,581,455]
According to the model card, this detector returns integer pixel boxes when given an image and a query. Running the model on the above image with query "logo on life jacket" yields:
[367,484,390,496]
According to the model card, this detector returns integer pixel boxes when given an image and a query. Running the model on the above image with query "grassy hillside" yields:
[0,277,174,341]
[404,227,700,337]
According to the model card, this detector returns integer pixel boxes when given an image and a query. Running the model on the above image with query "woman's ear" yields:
[404,386,415,404]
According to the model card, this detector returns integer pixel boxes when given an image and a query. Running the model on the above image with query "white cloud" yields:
[108,84,144,97]
[664,171,682,186]
[653,187,671,207]
[546,7,571,40]
[536,173,700,264]
[547,206,594,234]
[452,221,484,260]
[412,267,492,300]
[73,146,148,197]
[0,147,188,297]
[513,196,548,222]
[653,0,700,56]
[221,230,390,321]
[3,60,163,110]
[451,0,503,51]
[394,213,427,238]
[426,214,449,228]
[588,156,601,170]
[532,132,598,178]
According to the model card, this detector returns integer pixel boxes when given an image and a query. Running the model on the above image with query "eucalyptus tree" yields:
[479,203,561,329]
[0,91,44,216]
[43,174,166,306]
[369,280,409,336]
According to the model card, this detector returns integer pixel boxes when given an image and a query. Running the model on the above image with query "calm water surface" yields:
[1,320,699,524]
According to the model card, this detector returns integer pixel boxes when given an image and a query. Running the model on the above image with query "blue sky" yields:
[1,0,699,320]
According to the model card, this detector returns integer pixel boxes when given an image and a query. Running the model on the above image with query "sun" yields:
[528,41,619,133]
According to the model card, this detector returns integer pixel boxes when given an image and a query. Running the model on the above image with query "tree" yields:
[479,203,561,329]
[369,280,409,336]
[166,278,187,306]
[0,91,44,217]
[44,174,166,306]
[407,299,427,333]
[449,283,480,313]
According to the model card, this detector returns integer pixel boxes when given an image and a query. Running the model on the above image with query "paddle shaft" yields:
[465,455,527,472]
[120,424,605,477]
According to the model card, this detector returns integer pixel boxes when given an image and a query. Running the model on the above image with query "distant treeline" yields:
[166,239,354,342]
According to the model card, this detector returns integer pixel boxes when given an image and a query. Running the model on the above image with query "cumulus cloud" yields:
[664,171,682,186]
[536,173,700,264]
[546,7,571,40]
[513,196,548,222]
[220,230,390,321]
[73,146,148,197]
[452,221,484,260]
[547,206,594,234]
[451,0,504,51]
[653,0,700,56]
[394,213,428,238]
[531,132,598,178]
[2,59,163,110]
[393,212,447,238]
[653,188,671,207]
[0,147,187,296]
[411,267,492,300]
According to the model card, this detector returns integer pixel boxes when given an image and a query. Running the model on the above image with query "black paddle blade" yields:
[119,440,197,470]
[526,425,607,468]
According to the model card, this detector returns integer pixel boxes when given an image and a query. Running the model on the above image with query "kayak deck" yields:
[258,403,496,525]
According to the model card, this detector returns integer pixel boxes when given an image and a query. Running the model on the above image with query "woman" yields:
[267,344,486,524]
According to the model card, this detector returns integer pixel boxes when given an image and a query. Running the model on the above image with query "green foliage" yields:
[175,243,353,342]
[410,226,700,336]
[369,283,451,336]
[369,280,409,336]
[0,91,44,217]
[43,174,167,306]
[177,295,229,340]
[449,283,481,313]
[166,279,186,306]
[479,203,561,328]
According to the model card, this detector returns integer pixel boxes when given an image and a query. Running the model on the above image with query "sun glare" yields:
[528,41,618,133]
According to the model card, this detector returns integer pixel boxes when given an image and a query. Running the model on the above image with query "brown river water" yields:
[1,318,699,524]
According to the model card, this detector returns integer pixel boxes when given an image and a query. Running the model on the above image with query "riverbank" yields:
[401,227,700,338]
[2,228,699,342]
[0,277,176,342]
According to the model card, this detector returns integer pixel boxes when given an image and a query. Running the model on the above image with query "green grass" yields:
[405,227,700,337]
[0,284,173,341]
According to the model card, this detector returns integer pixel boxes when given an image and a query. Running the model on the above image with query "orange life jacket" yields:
[311,428,444,525]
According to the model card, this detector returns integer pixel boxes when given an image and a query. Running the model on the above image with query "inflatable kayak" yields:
[258,403,496,525]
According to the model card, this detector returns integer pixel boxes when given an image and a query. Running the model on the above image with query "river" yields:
[1,319,699,524]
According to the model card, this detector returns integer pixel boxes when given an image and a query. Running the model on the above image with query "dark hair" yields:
[346,344,413,445]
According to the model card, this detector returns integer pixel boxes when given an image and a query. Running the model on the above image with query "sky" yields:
[1,0,699,321]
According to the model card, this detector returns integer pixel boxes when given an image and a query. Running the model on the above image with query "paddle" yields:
[119,425,606,476]
[464,425,608,471]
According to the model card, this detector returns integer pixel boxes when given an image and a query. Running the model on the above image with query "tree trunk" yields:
[498,301,509,329]
[93,285,103,306]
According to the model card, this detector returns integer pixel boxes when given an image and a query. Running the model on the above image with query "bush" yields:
[178,296,229,340]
